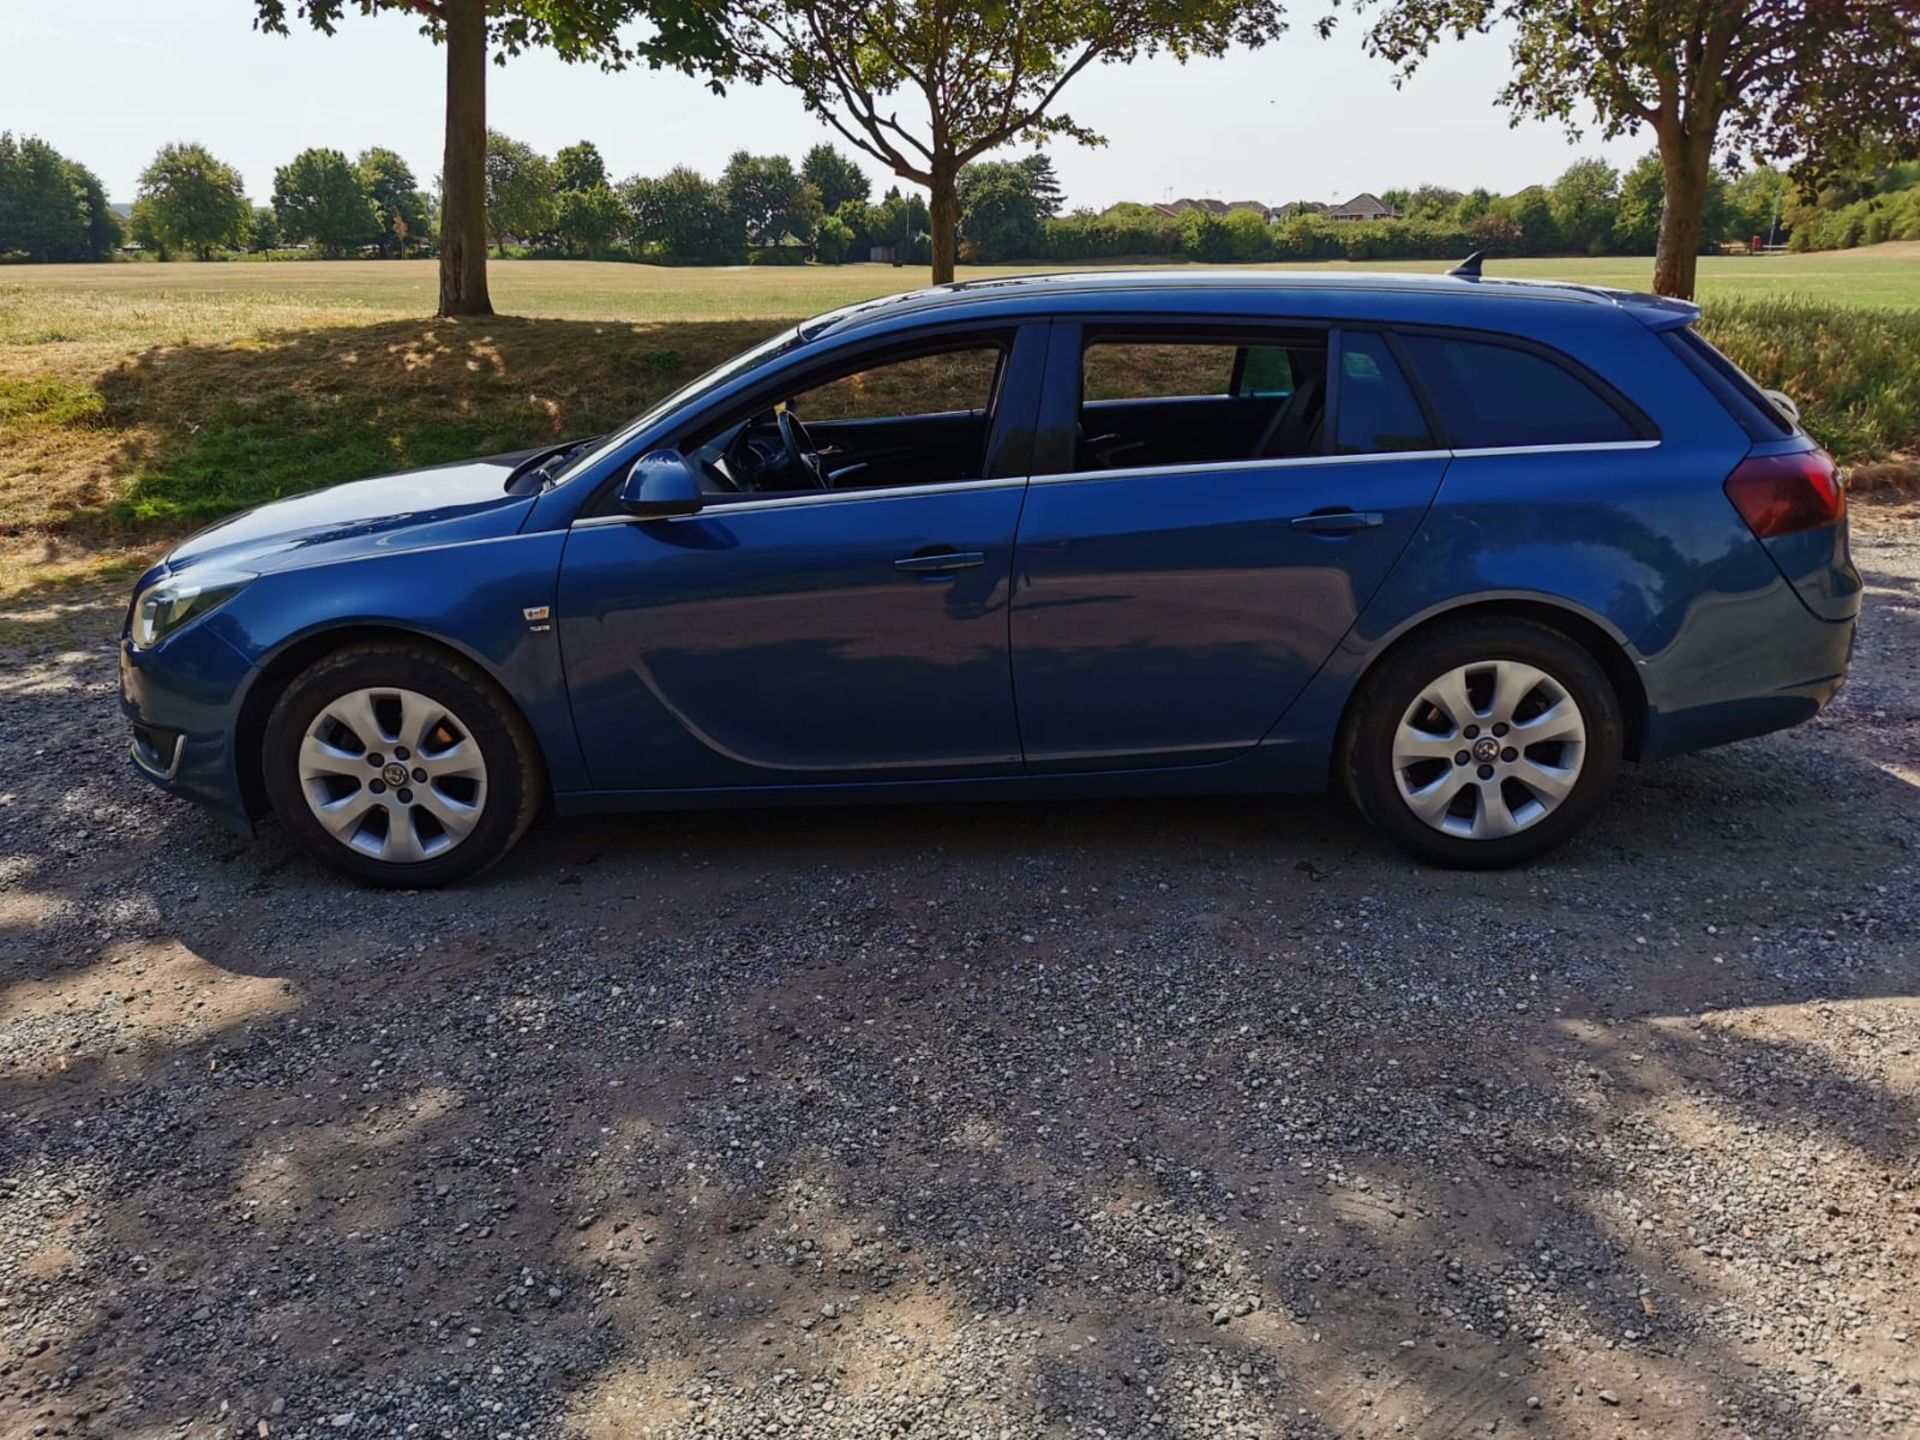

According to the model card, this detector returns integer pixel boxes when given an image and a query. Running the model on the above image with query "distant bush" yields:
[744,246,807,265]
[1699,297,1920,460]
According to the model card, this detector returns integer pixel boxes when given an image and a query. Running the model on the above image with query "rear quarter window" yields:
[1400,334,1640,449]
[1661,327,1794,440]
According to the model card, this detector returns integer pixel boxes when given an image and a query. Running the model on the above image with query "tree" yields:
[1335,1,1920,299]
[713,0,1288,283]
[485,130,555,254]
[800,143,870,212]
[274,147,379,257]
[1728,163,1795,246]
[1489,184,1558,253]
[0,134,120,262]
[1611,152,1666,254]
[357,147,433,257]
[814,211,854,262]
[622,166,743,262]
[132,142,251,260]
[554,139,609,192]
[249,207,283,253]
[254,2,732,315]
[1019,153,1066,218]
[1547,158,1620,255]
[958,160,1044,261]
[552,183,625,255]
[720,150,820,248]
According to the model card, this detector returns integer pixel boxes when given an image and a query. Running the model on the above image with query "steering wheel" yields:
[776,408,827,489]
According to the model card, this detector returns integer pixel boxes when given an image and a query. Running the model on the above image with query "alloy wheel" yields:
[1391,660,1587,840]
[296,687,489,863]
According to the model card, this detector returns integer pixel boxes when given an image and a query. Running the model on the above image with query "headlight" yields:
[131,569,254,649]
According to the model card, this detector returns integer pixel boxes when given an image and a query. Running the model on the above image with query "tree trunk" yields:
[1652,125,1712,301]
[437,0,492,318]
[929,169,959,285]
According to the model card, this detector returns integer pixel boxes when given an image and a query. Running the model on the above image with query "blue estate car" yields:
[120,269,1859,885]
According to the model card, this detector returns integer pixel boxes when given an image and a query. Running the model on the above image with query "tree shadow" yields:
[59,314,793,536]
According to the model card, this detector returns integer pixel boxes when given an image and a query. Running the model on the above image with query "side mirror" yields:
[616,449,703,519]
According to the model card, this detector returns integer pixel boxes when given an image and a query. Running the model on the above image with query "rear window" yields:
[1662,327,1794,440]
[1400,334,1639,449]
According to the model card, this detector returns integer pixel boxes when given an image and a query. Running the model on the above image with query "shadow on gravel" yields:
[3,564,1919,1437]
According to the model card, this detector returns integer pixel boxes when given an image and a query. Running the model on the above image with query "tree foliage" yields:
[485,130,556,253]
[554,139,610,192]
[133,142,252,260]
[713,0,1290,281]
[621,165,744,262]
[719,150,820,247]
[958,159,1046,261]
[274,146,380,256]
[800,143,870,213]
[357,147,434,256]
[1332,0,1920,296]
[0,133,120,262]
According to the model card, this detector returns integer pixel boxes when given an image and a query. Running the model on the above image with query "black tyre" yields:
[261,641,544,887]
[1340,618,1623,869]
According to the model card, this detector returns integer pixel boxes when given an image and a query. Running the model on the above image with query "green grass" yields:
[1,249,1915,577]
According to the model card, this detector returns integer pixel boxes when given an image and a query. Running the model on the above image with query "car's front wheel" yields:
[1341,619,1623,869]
[262,642,544,887]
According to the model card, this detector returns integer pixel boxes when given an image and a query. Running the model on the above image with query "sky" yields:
[1,0,1653,211]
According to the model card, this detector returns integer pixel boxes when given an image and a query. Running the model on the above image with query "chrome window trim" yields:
[571,476,1026,527]
[1027,449,1452,486]
[1449,439,1660,459]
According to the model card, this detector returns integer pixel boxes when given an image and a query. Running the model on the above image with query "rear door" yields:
[1009,321,1449,771]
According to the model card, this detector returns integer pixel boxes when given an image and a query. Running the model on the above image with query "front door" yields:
[557,327,1036,792]
[1011,323,1449,771]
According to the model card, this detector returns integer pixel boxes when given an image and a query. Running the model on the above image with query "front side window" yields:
[682,338,1009,498]
[1399,334,1638,449]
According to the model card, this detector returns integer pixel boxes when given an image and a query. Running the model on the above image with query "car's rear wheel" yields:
[262,642,543,887]
[1341,619,1623,869]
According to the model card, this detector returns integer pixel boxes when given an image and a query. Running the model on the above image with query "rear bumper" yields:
[118,627,255,832]
[1637,582,1854,762]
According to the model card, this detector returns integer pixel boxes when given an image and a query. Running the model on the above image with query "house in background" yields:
[1150,198,1277,221]
[1327,193,1401,222]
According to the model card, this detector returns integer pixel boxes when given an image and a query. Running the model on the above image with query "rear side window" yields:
[1400,334,1639,449]
[1335,333,1433,455]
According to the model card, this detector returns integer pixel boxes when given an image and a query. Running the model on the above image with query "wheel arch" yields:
[233,623,547,820]
[1336,597,1650,769]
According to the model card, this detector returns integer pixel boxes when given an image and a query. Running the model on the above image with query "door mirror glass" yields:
[616,449,703,518]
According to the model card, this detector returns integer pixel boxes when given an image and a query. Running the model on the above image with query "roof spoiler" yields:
[1446,250,1485,280]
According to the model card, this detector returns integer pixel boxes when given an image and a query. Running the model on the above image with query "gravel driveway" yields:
[4,509,1918,1440]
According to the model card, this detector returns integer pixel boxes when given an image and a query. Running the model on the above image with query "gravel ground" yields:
[3,507,1919,1440]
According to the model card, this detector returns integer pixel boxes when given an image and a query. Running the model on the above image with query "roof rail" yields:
[1446,250,1486,279]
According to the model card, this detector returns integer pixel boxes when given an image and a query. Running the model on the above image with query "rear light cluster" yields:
[1724,449,1845,538]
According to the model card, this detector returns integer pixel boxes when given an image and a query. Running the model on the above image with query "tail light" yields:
[1724,449,1845,538]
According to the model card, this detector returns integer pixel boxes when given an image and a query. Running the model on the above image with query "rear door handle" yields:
[894,548,985,575]
[1290,510,1384,533]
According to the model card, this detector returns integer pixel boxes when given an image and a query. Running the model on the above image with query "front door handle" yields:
[1290,509,1384,534]
[894,548,986,575]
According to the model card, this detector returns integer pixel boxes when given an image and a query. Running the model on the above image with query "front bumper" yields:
[118,624,256,832]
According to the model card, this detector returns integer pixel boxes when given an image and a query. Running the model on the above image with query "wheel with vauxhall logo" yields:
[1341,618,1624,869]
[262,642,544,886]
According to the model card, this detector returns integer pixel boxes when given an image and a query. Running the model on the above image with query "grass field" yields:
[3,247,1917,596]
